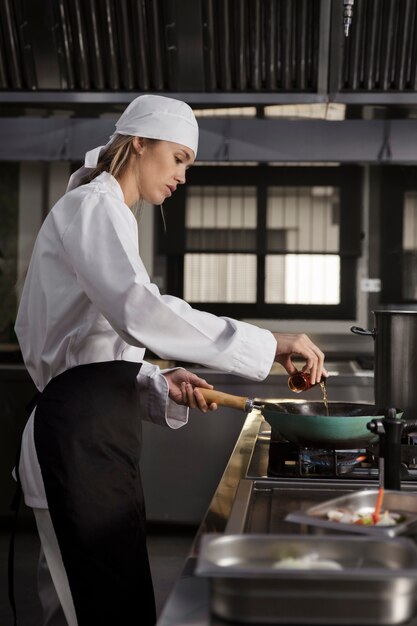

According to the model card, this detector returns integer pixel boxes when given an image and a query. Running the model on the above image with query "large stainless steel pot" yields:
[352,310,417,417]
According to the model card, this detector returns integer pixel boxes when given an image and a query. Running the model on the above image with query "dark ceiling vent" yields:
[203,0,320,91]
[0,0,171,91]
[342,0,417,91]
[0,0,415,101]
[0,0,321,93]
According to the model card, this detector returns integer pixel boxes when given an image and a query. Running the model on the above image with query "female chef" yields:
[14,95,326,626]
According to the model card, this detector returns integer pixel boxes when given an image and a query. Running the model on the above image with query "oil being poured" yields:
[288,371,329,415]
[320,379,329,415]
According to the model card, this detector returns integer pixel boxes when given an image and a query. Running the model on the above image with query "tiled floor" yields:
[0,518,196,625]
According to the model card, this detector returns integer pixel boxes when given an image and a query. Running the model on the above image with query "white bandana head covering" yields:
[67,94,199,192]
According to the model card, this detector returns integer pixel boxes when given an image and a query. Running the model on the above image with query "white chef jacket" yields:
[15,171,276,508]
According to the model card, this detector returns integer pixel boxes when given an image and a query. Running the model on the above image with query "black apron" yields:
[33,360,156,626]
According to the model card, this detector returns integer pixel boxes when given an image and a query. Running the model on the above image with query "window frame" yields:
[380,165,417,304]
[157,165,362,320]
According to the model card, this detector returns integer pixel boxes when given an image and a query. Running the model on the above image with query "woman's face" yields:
[134,139,195,205]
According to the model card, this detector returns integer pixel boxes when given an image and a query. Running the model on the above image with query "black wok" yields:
[197,388,401,450]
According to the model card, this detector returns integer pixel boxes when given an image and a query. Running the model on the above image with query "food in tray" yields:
[273,554,343,570]
[325,508,406,526]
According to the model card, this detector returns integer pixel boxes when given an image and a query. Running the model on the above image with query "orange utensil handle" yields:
[196,388,249,412]
[372,487,384,523]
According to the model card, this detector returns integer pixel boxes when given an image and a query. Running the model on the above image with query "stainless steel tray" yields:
[196,533,417,624]
[286,489,417,537]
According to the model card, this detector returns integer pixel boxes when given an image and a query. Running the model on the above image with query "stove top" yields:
[247,422,417,484]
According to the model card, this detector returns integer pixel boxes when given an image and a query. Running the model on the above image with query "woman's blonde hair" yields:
[78,134,159,217]
[79,134,138,186]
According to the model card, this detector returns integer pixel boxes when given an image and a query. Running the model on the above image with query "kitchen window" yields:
[183,185,257,303]
[264,186,340,305]
[158,166,361,320]
[402,191,417,300]
[380,166,417,305]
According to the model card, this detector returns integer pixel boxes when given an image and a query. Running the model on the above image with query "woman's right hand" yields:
[273,332,327,384]
[163,369,218,412]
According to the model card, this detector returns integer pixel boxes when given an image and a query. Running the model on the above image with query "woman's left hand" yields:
[163,369,218,412]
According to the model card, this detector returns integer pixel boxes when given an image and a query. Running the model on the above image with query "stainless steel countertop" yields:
[156,411,263,626]
[156,410,417,626]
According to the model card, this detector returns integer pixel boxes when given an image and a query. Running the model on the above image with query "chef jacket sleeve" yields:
[136,361,189,429]
[61,189,276,381]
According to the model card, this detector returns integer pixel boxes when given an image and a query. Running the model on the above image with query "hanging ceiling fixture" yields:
[344,0,354,37]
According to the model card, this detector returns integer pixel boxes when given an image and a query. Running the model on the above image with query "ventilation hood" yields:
[0,0,416,109]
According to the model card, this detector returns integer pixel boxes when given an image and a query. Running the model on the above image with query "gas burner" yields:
[266,436,417,480]
[299,449,367,476]
[267,441,369,478]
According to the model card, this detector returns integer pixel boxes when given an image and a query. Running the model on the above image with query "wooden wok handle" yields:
[196,388,249,412]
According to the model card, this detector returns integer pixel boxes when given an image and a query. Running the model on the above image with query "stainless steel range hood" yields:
[1,0,417,106]
[2,0,417,163]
